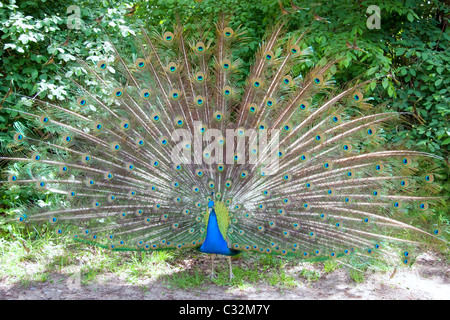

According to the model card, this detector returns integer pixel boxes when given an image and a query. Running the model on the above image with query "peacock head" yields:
[208,192,215,209]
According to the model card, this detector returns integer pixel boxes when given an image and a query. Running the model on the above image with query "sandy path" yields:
[0,251,448,300]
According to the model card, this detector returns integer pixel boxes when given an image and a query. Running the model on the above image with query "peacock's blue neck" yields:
[199,209,238,256]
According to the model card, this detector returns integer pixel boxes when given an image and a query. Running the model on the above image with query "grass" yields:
[1,235,447,291]
[0,237,305,289]
[299,269,321,282]
[348,270,365,283]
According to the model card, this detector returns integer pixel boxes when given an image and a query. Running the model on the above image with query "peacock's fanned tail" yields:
[1,19,446,265]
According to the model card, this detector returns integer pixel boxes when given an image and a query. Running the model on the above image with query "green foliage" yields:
[0,0,448,235]
[299,268,321,282]
[348,269,365,283]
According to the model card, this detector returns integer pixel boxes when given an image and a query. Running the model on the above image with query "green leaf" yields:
[442,138,450,146]
[407,13,413,22]
[367,66,378,76]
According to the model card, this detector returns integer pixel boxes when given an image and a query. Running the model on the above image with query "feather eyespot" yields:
[248,103,258,114]
[105,172,113,180]
[290,44,300,56]
[223,86,232,96]
[322,161,333,170]
[282,123,291,132]
[221,58,231,70]
[331,114,342,124]
[252,78,262,88]
[77,97,87,106]
[375,162,384,172]
[167,62,178,73]
[299,153,309,162]
[299,101,309,110]
[423,173,434,183]
[353,91,363,101]
[393,201,402,208]
[265,97,275,108]
[346,170,355,178]
[151,112,161,122]
[159,136,168,146]
[170,89,181,100]
[62,135,72,144]
[264,50,274,61]
[110,143,121,152]
[195,42,206,53]
[313,75,323,84]
[399,178,409,188]
[366,127,376,136]
[214,111,224,121]
[135,138,145,147]
[113,88,124,98]
[140,89,151,99]
[315,133,324,142]
[282,75,292,85]
[342,142,352,152]
[401,157,412,166]
[135,58,146,69]
[240,171,248,178]
[94,122,103,131]
[37,181,46,188]
[13,132,24,142]
[174,116,184,127]
[163,31,174,43]
[418,202,428,210]
[223,27,234,37]
[39,115,50,124]
[81,154,92,164]
[195,169,204,177]
[195,72,206,83]
[120,120,130,131]
[97,60,107,69]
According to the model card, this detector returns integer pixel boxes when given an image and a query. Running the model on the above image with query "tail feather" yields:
[1,18,446,264]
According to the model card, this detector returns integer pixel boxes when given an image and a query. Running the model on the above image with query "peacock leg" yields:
[208,254,217,279]
[228,256,235,281]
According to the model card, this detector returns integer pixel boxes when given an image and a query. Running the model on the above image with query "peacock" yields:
[1,14,447,282]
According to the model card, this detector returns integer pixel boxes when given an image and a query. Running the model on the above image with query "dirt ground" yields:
[0,251,448,300]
